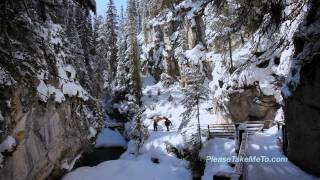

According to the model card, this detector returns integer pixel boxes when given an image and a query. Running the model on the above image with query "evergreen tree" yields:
[66,2,83,55]
[75,5,93,65]
[128,108,149,155]
[115,5,129,96]
[93,15,104,55]
[104,0,118,80]
[93,15,109,94]
[180,69,209,148]
[94,15,109,73]
[126,0,142,105]
[74,4,94,90]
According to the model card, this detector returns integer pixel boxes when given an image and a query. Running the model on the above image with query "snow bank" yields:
[61,81,89,100]
[143,131,184,151]
[95,128,127,148]
[246,126,317,180]
[142,75,156,88]
[63,158,192,180]
[68,129,191,180]
[185,44,206,64]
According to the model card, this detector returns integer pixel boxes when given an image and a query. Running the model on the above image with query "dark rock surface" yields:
[0,0,105,179]
[284,0,320,176]
[74,147,126,167]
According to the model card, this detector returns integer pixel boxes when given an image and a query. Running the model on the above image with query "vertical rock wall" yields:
[0,0,104,179]
[283,0,320,176]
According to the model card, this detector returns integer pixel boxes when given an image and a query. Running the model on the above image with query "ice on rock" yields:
[88,127,97,139]
[0,136,16,152]
[61,154,82,172]
[37,80,49,102]
[0,136,17,167]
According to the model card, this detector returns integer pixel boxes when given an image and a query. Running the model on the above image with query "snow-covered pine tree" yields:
[93,15,103,55]
[104,0,118,80]
[66,2,82,54]
[126,0,142,105]
[74,4,95,90]
[75,5,93,66]
[180,68,209,148]
[114,5,129,97]
[92,15,109,95]
[128,108,149,155]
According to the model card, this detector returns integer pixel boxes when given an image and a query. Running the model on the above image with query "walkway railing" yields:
[245,121,265,135]
[235,131,249,180]
[207,124,236,139]
[204,121,265,180]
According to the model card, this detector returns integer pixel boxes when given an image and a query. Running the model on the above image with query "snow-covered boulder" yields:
[95,128,127,149]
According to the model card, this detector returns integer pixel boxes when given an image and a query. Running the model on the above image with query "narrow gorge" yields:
[0,0,319,180]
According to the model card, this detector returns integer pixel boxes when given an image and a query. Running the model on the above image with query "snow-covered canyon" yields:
[0,0,320,180]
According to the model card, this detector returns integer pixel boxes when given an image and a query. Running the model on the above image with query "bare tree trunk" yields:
[240,33,245,44]
[196,92,202,149]
[228,33,234,73]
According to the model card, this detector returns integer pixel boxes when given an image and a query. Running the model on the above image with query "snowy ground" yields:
[199,138,237,180]
[64,131,192,180]
[63,76,317,180]
[198,126,318,180]
[95,128,127,148]
[63,158,191,180]
[64,128,192,180]
[246,127,318,180]
[141,75,218,134]
[63,76,208,180]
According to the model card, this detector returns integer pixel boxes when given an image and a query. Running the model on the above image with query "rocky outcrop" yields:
[132,0,320,176]
[141,0,306,128]
[227,87,278,126]
[141,0,212,81]
[0,97,89,180]
[0,0,104,179]
[283,0,320,176]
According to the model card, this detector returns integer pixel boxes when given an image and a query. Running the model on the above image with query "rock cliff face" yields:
[140,0,305,125]
[283,0,320,175]
[141,0,319,176]
[0,0,104,179]
[227,87,278,124]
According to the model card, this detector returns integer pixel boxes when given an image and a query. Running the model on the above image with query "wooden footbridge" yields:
[205,121,266,180]
[205,121,265,139]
